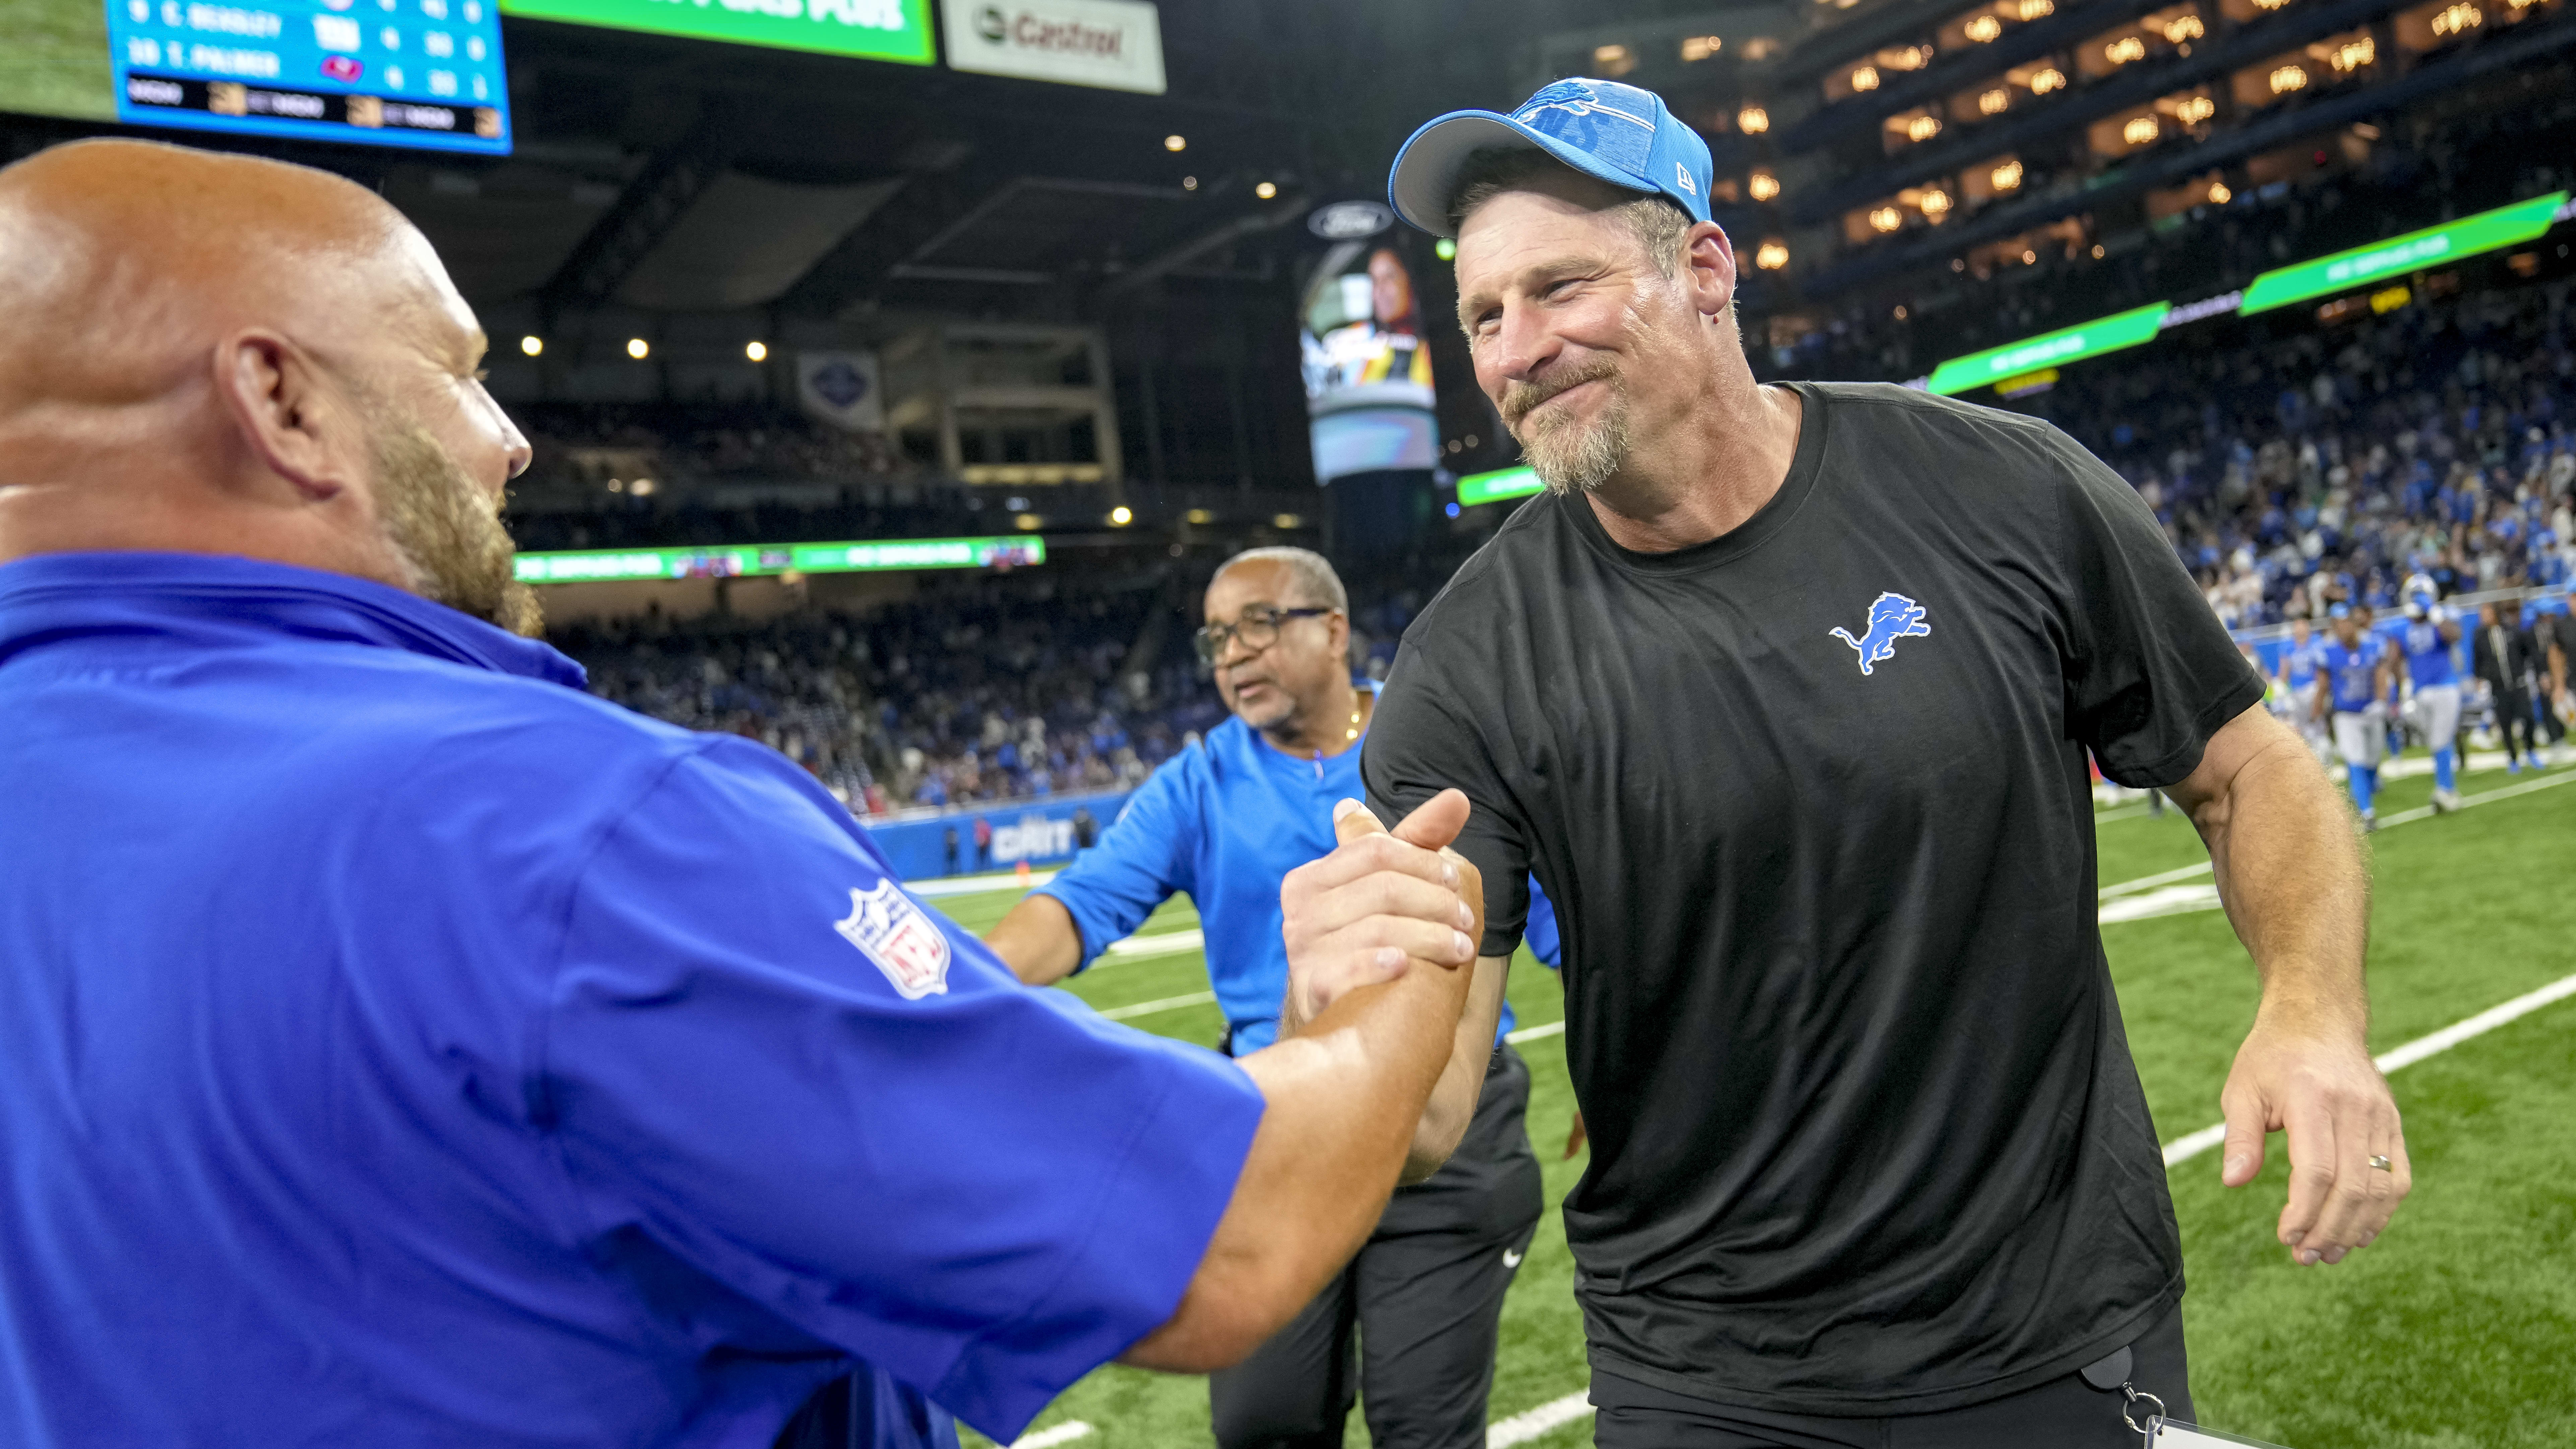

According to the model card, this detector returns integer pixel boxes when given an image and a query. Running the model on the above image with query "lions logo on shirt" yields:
[1828,592,1932,676]
[834,880,952,1000]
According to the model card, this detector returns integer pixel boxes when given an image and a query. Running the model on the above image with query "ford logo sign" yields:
[1307,200,1394,240]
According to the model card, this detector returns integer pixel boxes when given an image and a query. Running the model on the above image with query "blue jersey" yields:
[1524,875,1563,969]
[0,552,1262,1449]
[2282,638,2323,688]
[2399,618,2459,688]
[2320,634,2388,713]
[1043,706,1514,1054]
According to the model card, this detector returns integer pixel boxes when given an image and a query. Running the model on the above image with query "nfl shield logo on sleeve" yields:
[834,881,953,1000]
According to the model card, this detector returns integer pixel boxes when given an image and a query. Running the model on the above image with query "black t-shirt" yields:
[1364,382,2266,1415]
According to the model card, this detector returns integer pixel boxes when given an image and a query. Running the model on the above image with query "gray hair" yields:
[1445,146,1693,279]
[1211,546,1348,613]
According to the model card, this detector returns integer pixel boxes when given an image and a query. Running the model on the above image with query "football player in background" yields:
[2317,605,2397,827]
[2395,574,2465,812]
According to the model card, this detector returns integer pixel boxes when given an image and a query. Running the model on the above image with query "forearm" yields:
[982,893,1084,986]
[1402,952,1510,1183]
[2186,722,2371,1043]
[1119,941,1473,1371]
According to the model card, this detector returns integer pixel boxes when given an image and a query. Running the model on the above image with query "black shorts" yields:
[1209,1044,1545,1449]
[1590,1300,2192,1449]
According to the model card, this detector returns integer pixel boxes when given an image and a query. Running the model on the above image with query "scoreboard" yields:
[106,0,511,153]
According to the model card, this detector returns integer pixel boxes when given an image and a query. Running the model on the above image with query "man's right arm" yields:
[1122,791,1480,1371]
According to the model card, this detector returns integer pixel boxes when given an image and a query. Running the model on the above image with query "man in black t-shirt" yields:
[1373,79,2413,1444]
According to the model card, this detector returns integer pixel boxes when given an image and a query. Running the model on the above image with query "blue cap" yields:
[1387,78,1714,239]
[2329,604,2353,619]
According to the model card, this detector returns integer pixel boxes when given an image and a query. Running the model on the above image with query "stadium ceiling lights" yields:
[513,537,1047,584]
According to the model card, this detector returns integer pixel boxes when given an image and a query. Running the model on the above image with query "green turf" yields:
[949,761,2575,1448]
[0,0,116,122]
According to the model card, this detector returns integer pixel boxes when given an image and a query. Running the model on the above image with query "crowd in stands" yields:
[1987,281,2576,627]
[515,401,903,489]
[549,574,1227,815]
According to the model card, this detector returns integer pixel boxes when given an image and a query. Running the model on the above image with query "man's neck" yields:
[1582,381,1805,555]
[1259,679,1369,761]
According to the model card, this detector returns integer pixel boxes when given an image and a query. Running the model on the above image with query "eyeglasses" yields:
[1195,606,1332,663]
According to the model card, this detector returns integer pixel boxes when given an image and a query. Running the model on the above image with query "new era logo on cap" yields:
[1385,76,1716,238]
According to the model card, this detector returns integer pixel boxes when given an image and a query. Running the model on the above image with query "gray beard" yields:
[1519,390,1632,497]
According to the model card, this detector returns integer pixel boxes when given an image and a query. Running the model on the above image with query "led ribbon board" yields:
[514,535,1044,583]
[497,0,935,64]
[2237,191,2571,315]
[1925,302,2172,396]
[1456,465,1545,507]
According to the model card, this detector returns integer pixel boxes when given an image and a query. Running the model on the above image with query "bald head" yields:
[0,139,537,633]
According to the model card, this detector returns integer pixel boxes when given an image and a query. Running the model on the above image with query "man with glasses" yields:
[984,546,1541,1449]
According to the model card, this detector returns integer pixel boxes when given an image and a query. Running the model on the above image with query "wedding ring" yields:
[2367,1154,2393,1171]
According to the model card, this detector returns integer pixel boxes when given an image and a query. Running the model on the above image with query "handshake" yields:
[1279,789,1486,1035]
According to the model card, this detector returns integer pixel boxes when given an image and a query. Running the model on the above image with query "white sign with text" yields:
[942,0,1165,94]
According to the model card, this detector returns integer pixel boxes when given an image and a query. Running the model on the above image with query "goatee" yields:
[373,421,543,637]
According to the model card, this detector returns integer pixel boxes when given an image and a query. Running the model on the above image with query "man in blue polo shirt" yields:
[984,548,1541,1449]
[0,139,1488,1449]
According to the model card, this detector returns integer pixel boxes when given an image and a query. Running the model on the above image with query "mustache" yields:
[1500,358,1621,428]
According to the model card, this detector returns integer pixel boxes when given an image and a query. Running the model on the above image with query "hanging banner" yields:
[796,350,886,432]
[943,0,1166,94]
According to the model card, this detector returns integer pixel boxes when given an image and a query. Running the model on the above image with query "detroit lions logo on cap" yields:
[1511,78,1656,179]
[1828,592,1932,676]
[834,879,953,999]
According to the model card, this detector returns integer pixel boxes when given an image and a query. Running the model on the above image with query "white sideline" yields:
[1104,928,1204,960]
[1098,990,1217,1021]
[911,870,1057,898]
[1008,1421,1094,1448]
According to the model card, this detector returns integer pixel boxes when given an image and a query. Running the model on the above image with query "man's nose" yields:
[1480,304,1561,396]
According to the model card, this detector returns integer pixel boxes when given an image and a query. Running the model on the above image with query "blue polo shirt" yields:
[1041,709,1513,1055]
[0,552,1263,1449]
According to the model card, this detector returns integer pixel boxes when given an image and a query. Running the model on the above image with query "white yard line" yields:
[2097,769,2576,907]
[1009,1422,1094,1449]
[1487,1391,1595,1447]
[1485,971,2576,1446]
[1102,928,1205,960]
[909,870,1057,898]
[1507,1019,1566,1045]
[1098,990,1218,1021]
[2161,969,2576,1167]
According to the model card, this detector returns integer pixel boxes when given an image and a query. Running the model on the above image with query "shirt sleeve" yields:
[1035,754,1198,972]
[539,738,1263,1444]
[2049,430,2269,788]
[1361,655,1533,959]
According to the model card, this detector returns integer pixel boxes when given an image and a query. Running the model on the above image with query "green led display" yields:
[1457,465,1545,507]
[513,535,1045,584]
[2238,191,2569,315]
[498,0,936,65]
[1925,303,2172,396]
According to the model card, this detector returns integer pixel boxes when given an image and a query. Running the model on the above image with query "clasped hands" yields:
[1279,789,1480,1032]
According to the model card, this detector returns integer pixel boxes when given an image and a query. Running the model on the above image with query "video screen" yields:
[1299,238,1439,482]
[1,0,510,154]
[498,0,934,66]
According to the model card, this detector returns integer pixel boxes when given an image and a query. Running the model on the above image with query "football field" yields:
[937,757,2575,1449]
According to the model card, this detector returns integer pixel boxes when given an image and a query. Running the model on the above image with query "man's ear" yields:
[1680,222,1738,322]
[215,329,363,501]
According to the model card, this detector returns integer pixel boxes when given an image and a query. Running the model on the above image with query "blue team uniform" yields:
[1041,706,1514,1054]
[2321,634,2386,714]
[2283,638,2322,689]
[2399,620,2459,688]
[0,553,1264,1449]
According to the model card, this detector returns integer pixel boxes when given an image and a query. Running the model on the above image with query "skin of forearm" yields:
[1402,953,1510,1183]
[1119,937,1475,1374]
[2185,727,2371,1044]
[983,893,1083,987]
